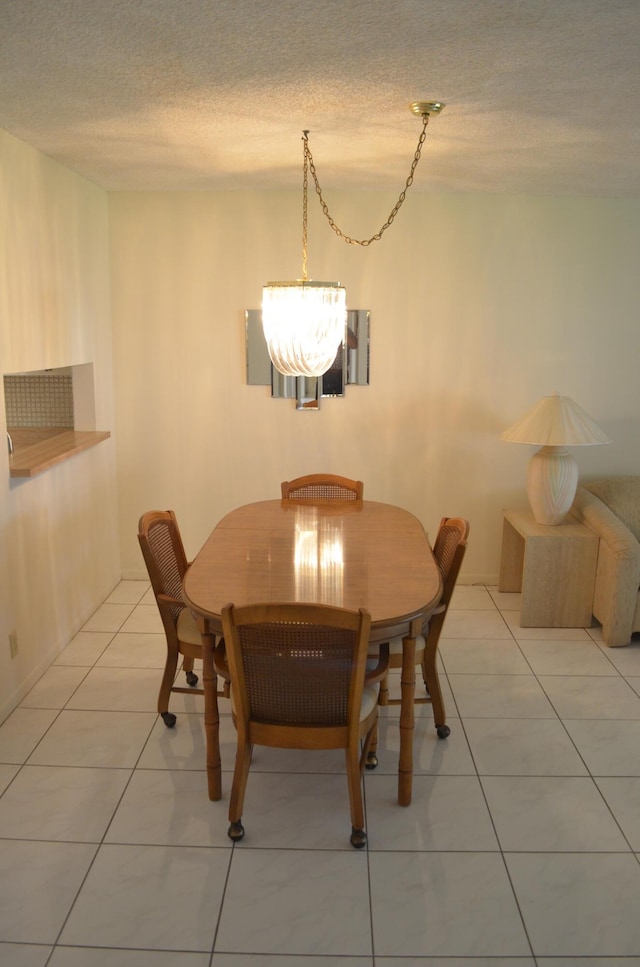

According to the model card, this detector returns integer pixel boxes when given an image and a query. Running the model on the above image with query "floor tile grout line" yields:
[55,627,120,669]
[17,597,142,715]
[467,597,640,862]
[588,774,640,856]
[89,710,162,848]
[4,580,640,961]
[365,828,377,966]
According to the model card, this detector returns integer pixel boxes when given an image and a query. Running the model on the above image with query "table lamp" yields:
[501,393,611,525]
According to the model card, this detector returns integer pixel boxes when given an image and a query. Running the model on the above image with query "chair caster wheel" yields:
[186,671,199,687]
[228,821,245,842]
[365,752,378,770]
[436,724,450,739]
[350,827,367,849]
[161,711,177,728]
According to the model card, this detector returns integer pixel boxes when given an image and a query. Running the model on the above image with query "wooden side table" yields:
[498,509,598,628]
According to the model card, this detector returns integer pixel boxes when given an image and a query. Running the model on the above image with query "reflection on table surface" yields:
[293,505,345,605]
[184,499,440,630]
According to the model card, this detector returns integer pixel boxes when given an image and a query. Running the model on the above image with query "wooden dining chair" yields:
[138,510,228,727]
[369,516,469,740]
[281,473,364,501]
[221,601,388,848]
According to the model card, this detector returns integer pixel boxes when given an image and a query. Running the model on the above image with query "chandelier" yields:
[262,102,444,378]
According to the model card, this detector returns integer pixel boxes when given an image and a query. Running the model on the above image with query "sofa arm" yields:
[571,487,640,646]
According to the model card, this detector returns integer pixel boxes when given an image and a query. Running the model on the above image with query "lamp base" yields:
[526,446,579,525]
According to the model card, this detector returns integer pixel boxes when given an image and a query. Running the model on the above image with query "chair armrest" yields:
[156,593,187,625]
[157,593,185,608]
[365,642,389,685]
[213,638,230,682]
[422,602,445,634]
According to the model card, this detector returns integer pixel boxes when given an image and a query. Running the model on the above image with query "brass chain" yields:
[303,114,430,247]
[302,130,309,280]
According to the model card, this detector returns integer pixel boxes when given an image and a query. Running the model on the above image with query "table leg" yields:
[202,630,222,801]
[398,630,417,806]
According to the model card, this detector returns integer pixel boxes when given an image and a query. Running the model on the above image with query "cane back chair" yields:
[222,602,388,848]
[138,510,228,727]
[369,516,469,740]
[281,474,364,501]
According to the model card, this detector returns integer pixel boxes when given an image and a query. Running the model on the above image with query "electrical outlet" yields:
[9,631,18,659]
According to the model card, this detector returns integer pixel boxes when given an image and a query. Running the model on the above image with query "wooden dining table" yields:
[183,498,442,806]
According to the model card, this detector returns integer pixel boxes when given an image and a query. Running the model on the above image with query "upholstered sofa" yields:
[570,477,640,646]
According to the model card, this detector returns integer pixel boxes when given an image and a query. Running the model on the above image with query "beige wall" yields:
[109,190,640,582]
[0,130,120,719]
[2,127,638,720]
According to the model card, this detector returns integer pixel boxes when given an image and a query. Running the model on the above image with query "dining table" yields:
[183,498,442,807]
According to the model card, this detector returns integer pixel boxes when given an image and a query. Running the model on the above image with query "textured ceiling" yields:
[1,0,639,196]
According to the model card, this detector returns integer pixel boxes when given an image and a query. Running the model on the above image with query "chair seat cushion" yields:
[177,608,202,646]
[360,683,380,721]
[368,634,426,658]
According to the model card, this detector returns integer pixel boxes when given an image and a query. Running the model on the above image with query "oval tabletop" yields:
[183,499,441,632]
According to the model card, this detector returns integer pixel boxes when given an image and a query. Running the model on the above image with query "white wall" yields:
[0,130,120,719]
[109,190,640,582]
[2,138,638,721]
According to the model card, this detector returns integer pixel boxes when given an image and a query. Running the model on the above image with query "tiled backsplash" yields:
[4,371,74,428]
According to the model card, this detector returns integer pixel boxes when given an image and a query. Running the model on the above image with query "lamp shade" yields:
[262,280,346,378]
[501,393,611,525]
[501,393,611,446]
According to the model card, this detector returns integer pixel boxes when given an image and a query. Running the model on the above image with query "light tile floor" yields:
[2,581,640,965]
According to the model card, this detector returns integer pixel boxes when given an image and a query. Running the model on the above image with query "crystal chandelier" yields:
[262,102,444,378]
